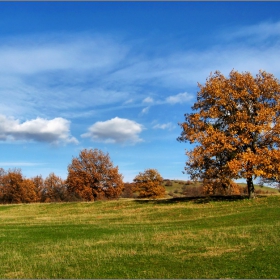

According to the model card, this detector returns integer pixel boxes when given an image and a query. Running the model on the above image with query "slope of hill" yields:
[0,195,279,278]
[162,179,279,198]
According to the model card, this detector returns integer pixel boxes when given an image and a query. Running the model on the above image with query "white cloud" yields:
[143,97,153,103]
[124,99,134,104]
[141,107,150,114]
[166,92,193,104]
[153,122,174,130]
[81,117,144,144]
[0,115,78,144]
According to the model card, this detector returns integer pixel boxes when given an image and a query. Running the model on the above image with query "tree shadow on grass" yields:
[134,195,249,205]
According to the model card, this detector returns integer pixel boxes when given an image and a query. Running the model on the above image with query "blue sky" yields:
[1,2,280,182]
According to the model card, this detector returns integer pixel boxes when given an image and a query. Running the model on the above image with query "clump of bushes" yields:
[185,180,192,185]
[121,183,136,198]
[164,180,173,187]
[182,185,204,197]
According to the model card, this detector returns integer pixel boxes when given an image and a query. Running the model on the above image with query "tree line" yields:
[0,149,166,204]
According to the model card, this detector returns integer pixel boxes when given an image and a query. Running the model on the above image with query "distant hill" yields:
[162,179,279,198]
[122,179,279,199]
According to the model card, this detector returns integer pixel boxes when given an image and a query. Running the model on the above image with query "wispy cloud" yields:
[141,107,150,115]
[1,22,280,121]
[0,34,131,118]
[166,92,193,104]
[81,117,144,144]
[0,34,128,75]
[143,97,154,103]
[223,21,280,43]
[124,98,134,105]
[0,115,78,144]
[153,122,175,130]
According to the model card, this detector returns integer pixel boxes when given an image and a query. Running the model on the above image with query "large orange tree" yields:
[178,70,280,198]
[66,149,124,201]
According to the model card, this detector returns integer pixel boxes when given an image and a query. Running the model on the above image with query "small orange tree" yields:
[41,173,66,202]
[178,70,280,198]
[66,149,124,201]
[133,169,165,199]
[31,175,44,201]
[0,168,38,203]
[121,182,135,198]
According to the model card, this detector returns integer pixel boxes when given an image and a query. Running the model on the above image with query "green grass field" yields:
[0,195,279,278]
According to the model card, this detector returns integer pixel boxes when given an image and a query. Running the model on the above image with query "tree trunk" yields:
[247,176,255,199]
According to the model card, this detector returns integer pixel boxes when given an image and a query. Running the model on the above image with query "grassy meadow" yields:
[0,194,279,278]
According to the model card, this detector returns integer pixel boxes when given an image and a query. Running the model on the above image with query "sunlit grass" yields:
[0,196,279,278]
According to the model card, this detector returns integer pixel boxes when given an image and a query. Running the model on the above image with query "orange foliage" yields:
[0,168,38,203]
[133,169,166,199]
[121,182,136,198]
[202,178,240,196]
[66,149,124,201]
[178,70,280,198]
[41,173,66,202]
[31,175,44,200]
[20,178,39,203]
